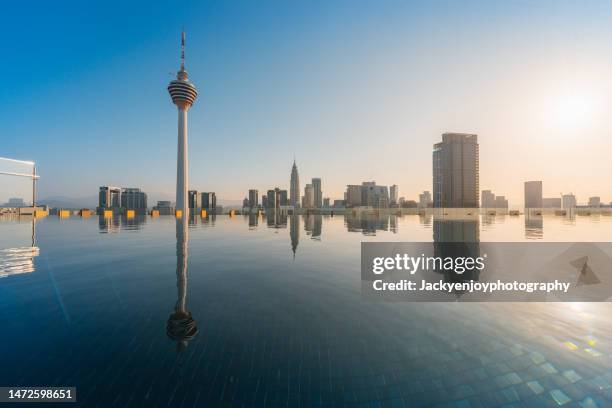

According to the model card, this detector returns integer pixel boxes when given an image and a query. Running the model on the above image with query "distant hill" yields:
[38,193,243,209]
[38,195,97,209]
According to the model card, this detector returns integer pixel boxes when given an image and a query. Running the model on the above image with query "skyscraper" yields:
[361,182,389,208]
[481,190,495,208]
[201,192,216,210]
[121,188,148,214]
[312,178,322,208]
[290,160,300,208]
[346,185,362,208]
[248,189,258,209]
[433,133,479,208]
[267,189,277,209]
[562,194,577,209]
[168,32,198,217]
[278,189,288,206]
[418,191,432,208]
[188,190,199,211]
[589,197,601,207]
[494,196,508,209]
[390,185,398,206]
[303,184,314,208]
[524,181,543,209]
[98,186,121,209]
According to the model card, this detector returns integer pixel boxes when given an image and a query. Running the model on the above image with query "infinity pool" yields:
[1,214,611,407]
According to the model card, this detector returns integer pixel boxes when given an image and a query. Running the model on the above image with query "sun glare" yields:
[548,91,601,131]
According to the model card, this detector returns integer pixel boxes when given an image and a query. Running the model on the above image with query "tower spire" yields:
[180,30,186,72]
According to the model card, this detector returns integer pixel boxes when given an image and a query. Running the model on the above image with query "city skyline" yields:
[2,1,612,206]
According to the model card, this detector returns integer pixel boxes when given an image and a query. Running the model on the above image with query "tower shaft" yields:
[176,107,189,215]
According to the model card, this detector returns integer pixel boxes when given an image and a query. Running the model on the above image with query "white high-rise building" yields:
[562,194,577,210]
[303,184,314,208]
[419,191,432,208]
[390,185,398,205]
[168,32,198,216]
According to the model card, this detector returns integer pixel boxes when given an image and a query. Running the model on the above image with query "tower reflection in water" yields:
[0,218,39,278]
[433,217,481,296]
[290,214,299,258]
[166,218,198,352]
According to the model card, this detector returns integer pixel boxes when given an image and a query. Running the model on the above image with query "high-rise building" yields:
[333,199,346,208]
[481,190,495,208]
[323,198,330,208]
[265,188,286,209]
[261,195,268,209]
[562,194,577,209]
[248,189,258,209]
[188,190,199,210]
[290,160,300,208]
[267,189,277,209]
[346,185,362,208]
[155,201,174,215]
[589,197,601,207]
[494,196,508,209]
[121,188,148,213]
[279,189,288,206]
[99,186,122,209]
[311,178,322,208]
[201,192,216,210]
[345,182,390,208]
[524,181,543,209]
[303,184,314,208]
[390,185,398,206]
[433,133,479,208]
[168,32,198,217]
[419,191,432,208]
[362,182,389,208]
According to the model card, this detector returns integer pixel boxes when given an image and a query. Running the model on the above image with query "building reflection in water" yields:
[266,210,287,230]
[419,213,432,228]
[345,213,389,236]
[482,213,496,227]
[390,215,398,233]
[525,214,543,239]
[98,215,147,233]
[188,214,200,227]
[433,218,481,296]
[0,218,40,278]
[167,217,198,352]
[289,214,299,258]
[249,212,259,229]
[304,214,322,240]
[202,213,216,227]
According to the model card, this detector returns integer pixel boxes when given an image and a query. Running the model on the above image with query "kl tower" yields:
[168,32,198,217]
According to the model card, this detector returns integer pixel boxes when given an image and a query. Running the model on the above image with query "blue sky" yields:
[2,1,612,206]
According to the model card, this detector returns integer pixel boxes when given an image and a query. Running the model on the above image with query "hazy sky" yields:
[2,0,612,206]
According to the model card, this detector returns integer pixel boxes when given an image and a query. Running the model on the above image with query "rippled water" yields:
[0,213,611,407]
